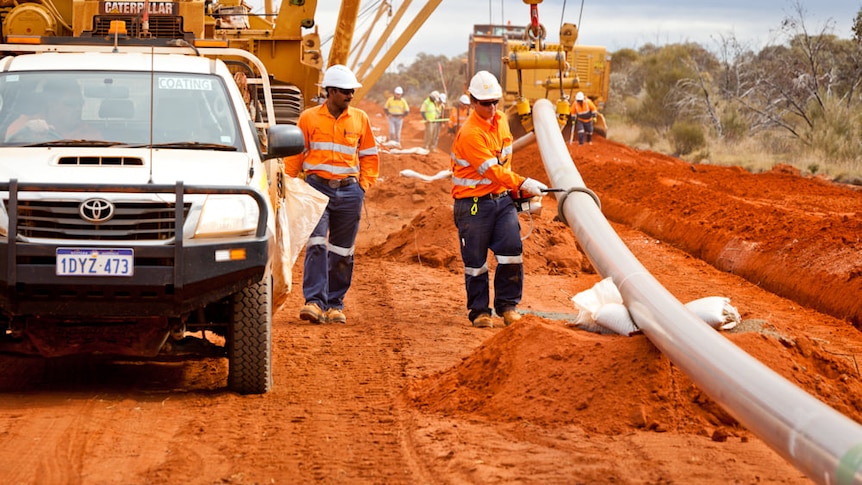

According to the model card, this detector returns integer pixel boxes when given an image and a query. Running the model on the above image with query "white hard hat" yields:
[394,86,403,95]
[575,91,585,101]
[468,71,502,100]
[321,64,362,89]
[459,94,470,105]
[430,90,440,101]
[439,93,447,104]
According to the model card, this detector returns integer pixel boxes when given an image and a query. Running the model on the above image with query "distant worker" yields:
[434,93,446,147]
[284,64,380,325]
[448,94,471,134]
[572,91,598,145]
[449,70,548,329]
[383,86,409,146]
[421,90,441,151]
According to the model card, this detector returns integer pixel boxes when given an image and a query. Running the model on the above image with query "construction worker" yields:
[421,90,441,151]
[383,86,409,146]
[448,94,471,134]
[450,70,547,328]
[572,91,598,145]
[434,93,446,147]
[284,64,379,325]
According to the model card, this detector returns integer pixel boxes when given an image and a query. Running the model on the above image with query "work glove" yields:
[520,177,548,197]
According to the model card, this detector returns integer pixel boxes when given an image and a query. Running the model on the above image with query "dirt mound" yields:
[366,201,591,275]
[405,317,862,438]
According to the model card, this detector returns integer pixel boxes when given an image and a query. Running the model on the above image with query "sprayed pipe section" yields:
[530,98,862,485]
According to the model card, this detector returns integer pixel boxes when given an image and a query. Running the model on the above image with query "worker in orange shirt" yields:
[448,94,471,134]
[571,91,598,145]
[284,64,379,325]
[450,71,547,329]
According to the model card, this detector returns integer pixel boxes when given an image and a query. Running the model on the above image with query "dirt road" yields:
[0,102,860,484]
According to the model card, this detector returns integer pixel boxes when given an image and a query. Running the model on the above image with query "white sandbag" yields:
[566,308,616,334]
[269,175,328,310]
[283,175,329,269]
[685,296,740,330]
[570,277,637,335]
[571,277,623,324]
[594,303,640,336]
[399,169,452,182]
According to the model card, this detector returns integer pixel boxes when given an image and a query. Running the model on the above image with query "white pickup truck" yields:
[0,43,305,394]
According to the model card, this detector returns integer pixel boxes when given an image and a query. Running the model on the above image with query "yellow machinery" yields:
[467,0,610,138]
[0,0,443,120]
[0,0,362,124]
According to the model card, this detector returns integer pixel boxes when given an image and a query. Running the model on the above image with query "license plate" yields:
[56,248,134,276]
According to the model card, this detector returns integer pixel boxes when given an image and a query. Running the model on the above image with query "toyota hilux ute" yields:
[0,42,305,394]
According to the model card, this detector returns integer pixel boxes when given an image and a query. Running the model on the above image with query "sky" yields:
[246,0,860,69]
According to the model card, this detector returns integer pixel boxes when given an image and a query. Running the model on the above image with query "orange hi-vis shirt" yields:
[450,109,525,199]
[284,103,379,191]
[449,104,470,129]
[574,98,597,122]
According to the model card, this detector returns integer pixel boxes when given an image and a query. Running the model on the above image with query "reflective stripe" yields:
[476,157,497,175]
[464,263,489,277]
[452,156,471,167]
[308,236,327,247]
[309,236,354,256]
[303,163,360,176]
[310,141,356,156]
[501,145,512,158]
[358,146,378,157]
[496,254,523,264]
[452,176,491,187]
[328,243,355,257]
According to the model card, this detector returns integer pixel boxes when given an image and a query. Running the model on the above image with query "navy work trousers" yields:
[453,194,523,322]
[302,177,365,311]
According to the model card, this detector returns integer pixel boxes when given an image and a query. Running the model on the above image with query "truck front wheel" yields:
[227,276,273,394]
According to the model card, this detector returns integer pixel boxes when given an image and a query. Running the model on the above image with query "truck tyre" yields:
[227,276,273,394]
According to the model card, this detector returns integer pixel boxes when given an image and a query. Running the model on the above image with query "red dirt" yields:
[0,100,860,484]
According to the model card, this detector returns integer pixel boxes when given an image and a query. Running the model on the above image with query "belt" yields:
[476,191,510,200]
[307,173,357,188]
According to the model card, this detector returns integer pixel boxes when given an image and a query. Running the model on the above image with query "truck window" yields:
[0,71,243,149]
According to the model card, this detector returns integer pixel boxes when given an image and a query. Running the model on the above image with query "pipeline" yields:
[530,98,862,485]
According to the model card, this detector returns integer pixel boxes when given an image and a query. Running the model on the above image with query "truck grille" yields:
[90,16,187,39]
[8,200,190,241]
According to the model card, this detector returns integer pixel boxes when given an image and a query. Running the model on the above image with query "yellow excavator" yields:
[465,0,610,139]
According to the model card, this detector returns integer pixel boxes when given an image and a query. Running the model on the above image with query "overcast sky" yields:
[248,0,860,69]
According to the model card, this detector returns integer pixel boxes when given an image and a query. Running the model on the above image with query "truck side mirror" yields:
[264,124,305,159]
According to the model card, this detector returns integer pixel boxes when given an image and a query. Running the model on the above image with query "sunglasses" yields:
[476,99,499,107]
[333,88,355,96]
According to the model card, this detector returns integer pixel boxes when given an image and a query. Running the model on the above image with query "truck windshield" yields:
[0,71,243,150]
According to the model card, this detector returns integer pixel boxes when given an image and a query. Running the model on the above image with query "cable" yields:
[520,211,534,241]
[578,0,584,32]
[560,0,567,31]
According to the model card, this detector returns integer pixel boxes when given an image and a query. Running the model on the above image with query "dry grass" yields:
[605,117,862,186]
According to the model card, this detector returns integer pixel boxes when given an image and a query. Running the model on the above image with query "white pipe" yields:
[531,98,862,485]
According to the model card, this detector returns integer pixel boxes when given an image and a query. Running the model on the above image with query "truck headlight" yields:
[194,195,259,238]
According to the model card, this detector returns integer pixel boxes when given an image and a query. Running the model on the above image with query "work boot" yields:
[325,308,347,324]
[501,310,522,326]
[471,314,493,328]
[299,302,324,324]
